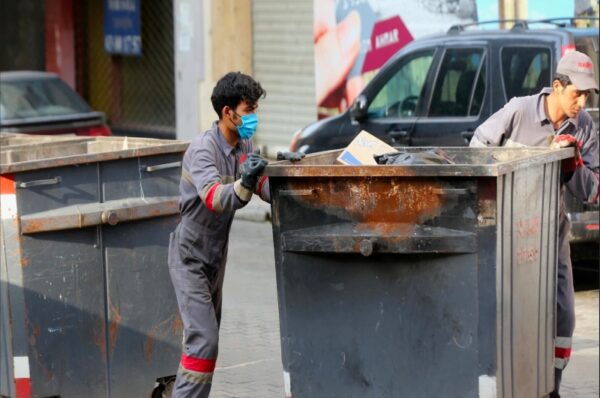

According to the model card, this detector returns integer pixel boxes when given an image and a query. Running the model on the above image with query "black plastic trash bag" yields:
[374,148,455,165]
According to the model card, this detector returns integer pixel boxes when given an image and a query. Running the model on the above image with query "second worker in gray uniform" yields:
[168,72,270,398]
[470,50,599,398]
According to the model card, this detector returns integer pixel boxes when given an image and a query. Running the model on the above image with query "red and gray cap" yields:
[557,50,599,92]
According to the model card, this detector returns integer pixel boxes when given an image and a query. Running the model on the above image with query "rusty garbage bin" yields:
[265,146,572,398]
[1,134,187,397]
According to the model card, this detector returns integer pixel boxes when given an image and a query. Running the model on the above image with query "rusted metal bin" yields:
[265,147,572,398]
[1,134,187,398]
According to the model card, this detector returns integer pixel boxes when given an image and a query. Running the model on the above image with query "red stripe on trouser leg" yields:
[181,354,216,373]
[205,183,220,212]
[555,347,572,359]
[16,378,31,398]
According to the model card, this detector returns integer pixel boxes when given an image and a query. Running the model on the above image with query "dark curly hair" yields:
[211,72,266,119]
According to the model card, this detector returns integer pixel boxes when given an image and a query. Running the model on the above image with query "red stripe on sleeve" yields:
[205,183,220,212]
[181,354,216,373]
[256,176,268,195]
[555,347,572,359]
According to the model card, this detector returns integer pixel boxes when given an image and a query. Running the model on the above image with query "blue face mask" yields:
[234,112,258,139]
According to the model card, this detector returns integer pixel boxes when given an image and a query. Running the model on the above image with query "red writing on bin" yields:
[516,217,541,238]
[517,247,540,265]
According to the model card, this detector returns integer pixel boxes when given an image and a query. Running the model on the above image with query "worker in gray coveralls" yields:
[168,72,270,398]
[470,50,599,398]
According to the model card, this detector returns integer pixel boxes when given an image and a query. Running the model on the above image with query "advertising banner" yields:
[314,0,477,118]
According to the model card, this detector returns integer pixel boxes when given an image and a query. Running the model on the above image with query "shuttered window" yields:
[252,0,316,154]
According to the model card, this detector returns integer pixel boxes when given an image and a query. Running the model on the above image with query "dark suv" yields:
[290,19,599,267]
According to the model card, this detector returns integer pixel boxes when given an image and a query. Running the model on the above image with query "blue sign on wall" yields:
[104,0,142,56]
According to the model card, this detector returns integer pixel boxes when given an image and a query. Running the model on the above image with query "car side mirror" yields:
[350,94,368,121]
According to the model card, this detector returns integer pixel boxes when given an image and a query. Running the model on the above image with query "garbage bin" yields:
[1,135,188,397]
[265,147,572,398]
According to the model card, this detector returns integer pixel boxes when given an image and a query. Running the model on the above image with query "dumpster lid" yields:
[265,147,574,177]
[0,132,84,148]
[1,135,189,174]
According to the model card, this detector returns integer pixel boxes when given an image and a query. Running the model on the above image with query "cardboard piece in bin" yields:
[336,130,398,165]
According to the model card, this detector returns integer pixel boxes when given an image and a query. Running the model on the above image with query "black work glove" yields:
[240,150,268,190]
[277,151,306,162]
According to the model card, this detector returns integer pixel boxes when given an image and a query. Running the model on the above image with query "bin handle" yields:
[432,188,471,196]
[143,161,182,173]
[281,223,477,254]
[17,177,62,189]
[279,189,318,196]
[20,196,180,234]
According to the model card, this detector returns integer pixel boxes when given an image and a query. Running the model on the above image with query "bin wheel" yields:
[151,376,175,398]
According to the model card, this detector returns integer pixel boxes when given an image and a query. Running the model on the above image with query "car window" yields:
[0,77,90,120]
[575,36,599,119]
[367,50,435,119]
[501,46,551,100]
[428,48,485,117]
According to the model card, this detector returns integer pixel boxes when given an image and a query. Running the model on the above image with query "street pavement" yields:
[211,217,599,398]
[211,217,284,398]
[561,289,599,398]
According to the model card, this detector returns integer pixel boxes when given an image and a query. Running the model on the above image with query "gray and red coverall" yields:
[470,88,599,391]
[168,122,270,397]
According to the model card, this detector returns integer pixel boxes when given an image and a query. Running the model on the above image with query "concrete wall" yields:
[175,0,253,140]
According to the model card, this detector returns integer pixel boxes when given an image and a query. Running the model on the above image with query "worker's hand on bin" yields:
[277,151,306,162]
[550,134,583,182]
[240,150,268,190]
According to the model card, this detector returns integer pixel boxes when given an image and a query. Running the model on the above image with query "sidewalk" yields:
[562,289,600,398]
[212,218,283,398]
[233,194,271,223]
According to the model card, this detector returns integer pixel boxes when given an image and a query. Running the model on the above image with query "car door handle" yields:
[460,130,474,145]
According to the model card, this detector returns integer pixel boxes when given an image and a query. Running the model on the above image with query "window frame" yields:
[499,44,554,102]
[362,47,439,122]
[424,46,488,118]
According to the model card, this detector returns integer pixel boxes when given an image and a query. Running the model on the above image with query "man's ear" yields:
[552,79,562,93]
[221,105,231,119]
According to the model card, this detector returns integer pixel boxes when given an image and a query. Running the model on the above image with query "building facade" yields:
[1,0,596,154]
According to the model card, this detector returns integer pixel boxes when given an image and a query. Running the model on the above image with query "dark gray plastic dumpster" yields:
[1,135,188,398]
[265,147,573,398]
